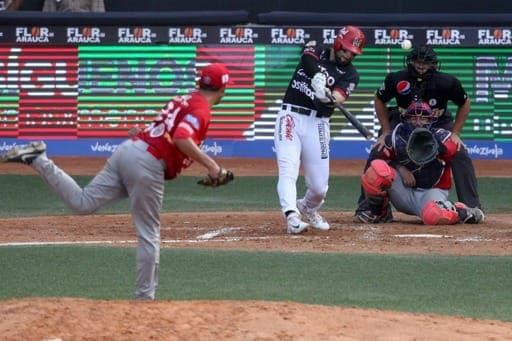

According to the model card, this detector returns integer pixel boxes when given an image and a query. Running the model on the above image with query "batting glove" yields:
[311,73,332,103]
[311,72,326,93]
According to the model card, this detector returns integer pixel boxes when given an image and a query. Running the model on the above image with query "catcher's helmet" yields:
[333,26,365,55]
[405,45,439,79]
[402,101,435,128]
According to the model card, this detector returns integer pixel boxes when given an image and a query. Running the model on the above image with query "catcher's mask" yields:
[402,101,435,128]
[405,45,439,80]
[333,26,365,65]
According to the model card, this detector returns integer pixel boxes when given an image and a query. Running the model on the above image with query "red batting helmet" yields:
[333,26,366,55]
[198,63,230,90]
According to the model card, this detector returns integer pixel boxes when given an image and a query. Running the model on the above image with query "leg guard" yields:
[361,160,396,196]
[421,200,459,225]
[361,160,396,221]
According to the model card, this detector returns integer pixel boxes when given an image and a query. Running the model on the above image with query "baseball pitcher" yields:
[0,63,234,299]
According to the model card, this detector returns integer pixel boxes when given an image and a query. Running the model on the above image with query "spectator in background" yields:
[42,0,105,12]
[0,0,23,10]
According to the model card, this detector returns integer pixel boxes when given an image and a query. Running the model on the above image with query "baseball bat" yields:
[327,93,373,140]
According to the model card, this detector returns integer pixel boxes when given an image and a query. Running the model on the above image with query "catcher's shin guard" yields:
[421,200,459,225]
[361,160,396,196]
[360,160,396,223]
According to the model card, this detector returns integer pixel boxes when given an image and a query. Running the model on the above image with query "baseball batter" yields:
[360,101,485,225]
[355,44,481,223]
[0,63,234,299]
[274,26,366,233]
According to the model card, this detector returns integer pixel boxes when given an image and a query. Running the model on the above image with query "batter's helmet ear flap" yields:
[333,26,366,55]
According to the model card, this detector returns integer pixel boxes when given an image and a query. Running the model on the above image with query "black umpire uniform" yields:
[355,45,481,217]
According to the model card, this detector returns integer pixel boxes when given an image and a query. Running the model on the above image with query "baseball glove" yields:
[197,168,234,187]
[406,127,439,165]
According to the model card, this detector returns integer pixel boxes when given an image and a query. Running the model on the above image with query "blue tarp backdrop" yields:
[1,139,509,160]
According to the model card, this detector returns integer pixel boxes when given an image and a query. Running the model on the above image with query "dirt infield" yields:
[1,158,511,339]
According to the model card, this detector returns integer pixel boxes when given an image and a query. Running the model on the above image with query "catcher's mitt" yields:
[406,127,439,165]
[197,168,234,187]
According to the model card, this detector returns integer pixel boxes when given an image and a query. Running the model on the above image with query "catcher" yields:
[0,63,234,300]
[354,45,481,223]
[359,101,484,225]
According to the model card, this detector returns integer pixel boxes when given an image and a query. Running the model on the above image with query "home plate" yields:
[394,234,452,238]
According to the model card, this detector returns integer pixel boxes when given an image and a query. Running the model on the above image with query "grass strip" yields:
[0,246,511,321]
[0,175,510,217]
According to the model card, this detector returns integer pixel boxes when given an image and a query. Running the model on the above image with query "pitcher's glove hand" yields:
[406,127,439,166]
[197,168,234,187]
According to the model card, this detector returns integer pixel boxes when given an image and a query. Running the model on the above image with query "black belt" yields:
[281,104,329,118]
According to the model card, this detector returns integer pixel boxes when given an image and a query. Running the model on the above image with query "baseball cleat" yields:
[297,199,330,230]
[459,207,485,224]
[0,141,46,165]
[353,207,393,224]
[353,210,380,223]
[286,212,309,234]
[467,207,485,224]
[455,203,485,224]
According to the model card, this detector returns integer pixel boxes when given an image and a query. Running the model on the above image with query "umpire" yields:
[354,44,481,223]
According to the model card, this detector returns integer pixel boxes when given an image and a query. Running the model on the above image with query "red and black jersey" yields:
[282,44,360,117]
[382,123,458,189]
[137,91,211,180]
[376,69,468,124]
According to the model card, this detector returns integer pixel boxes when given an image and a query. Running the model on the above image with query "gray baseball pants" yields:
[388,172,449,217]
[31,139,165,300]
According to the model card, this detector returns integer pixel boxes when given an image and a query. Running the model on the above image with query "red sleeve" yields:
[440,137,458,161]
[173,113,205,140]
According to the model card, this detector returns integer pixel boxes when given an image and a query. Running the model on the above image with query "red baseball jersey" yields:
[137,91,211,180]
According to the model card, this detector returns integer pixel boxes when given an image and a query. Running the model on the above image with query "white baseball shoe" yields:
[287,212,309,234]
[0,141,46,165]
[297,199,330,230]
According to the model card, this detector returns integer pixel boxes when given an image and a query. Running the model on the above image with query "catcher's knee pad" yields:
[361,159,396,196]
[421,200,459,225]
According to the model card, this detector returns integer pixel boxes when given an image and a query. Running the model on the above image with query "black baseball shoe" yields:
[458,206,485,224]
[0,141,46,165]
[353,206,393,224]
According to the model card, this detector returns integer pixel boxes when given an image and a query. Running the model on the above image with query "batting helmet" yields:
[333,26,366,55]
